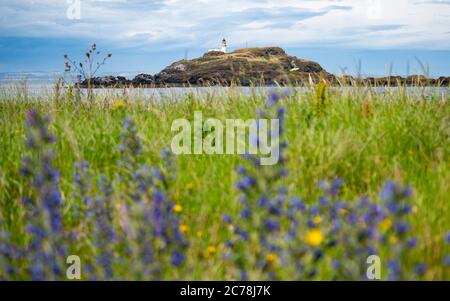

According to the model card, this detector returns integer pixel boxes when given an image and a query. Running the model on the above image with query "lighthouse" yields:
[221,38,227,53]
[206,38,228,54]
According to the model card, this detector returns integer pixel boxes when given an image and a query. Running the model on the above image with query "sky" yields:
[0,0,449,76]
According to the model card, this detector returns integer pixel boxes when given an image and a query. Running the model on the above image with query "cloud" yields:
[0,0,449,50]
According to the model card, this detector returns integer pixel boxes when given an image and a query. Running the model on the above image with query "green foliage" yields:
[314,81,328,116]
[0,86,449,280]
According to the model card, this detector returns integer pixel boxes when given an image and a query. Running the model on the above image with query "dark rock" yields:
[81,76,130,87]
[437,76,449,86]
[131,73,154,86]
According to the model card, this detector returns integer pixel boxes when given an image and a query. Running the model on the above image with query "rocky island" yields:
[82,47,449,87]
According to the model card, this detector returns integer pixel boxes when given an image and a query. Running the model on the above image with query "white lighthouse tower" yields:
[220,38,227,53]
[207,38,228,54]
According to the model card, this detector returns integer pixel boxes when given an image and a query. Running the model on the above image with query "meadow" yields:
[0,83,449,280]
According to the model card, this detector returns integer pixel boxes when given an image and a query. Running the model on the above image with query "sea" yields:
[0,71,448,101]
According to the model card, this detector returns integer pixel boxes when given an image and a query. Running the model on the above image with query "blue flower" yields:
[235,176,256,191]
[264,220,280,232]
[444,255,450,266]
[265,91,280,107]
[394,221,410,235]
[406,237,418,249]
[380,181,397,202]
[241,207,251,219]
[222,214,232,224]
[387,260,400,280]
[414,263,427,276]
[170,249,185,266]
[290,198,306,211]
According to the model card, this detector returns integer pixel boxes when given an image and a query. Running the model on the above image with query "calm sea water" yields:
[1,73,448,101]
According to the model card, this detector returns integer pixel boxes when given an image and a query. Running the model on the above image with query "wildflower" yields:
[291,198,306,211]
[170,249,184,266]
[265,91,280,107]
[236,166,246,175]
[20,110,65,279]
[380,219,393,231]
[446,232,450,244]
[329,178,343,196]
[235,176,256,191]
[415,263,427,276]
[253,246,261,254]
[185,183,194,191]
[340,208,349,215]
[305,229,324,246]
[241,207,251,219]
[206,246,217,256]
[387,260,400,280]
[118,116,143,178]
[173,204,183,213]
[179,224,189,233]
[389,236,398,244]
[313,216,322,225]
[380,181,397,202]
[444,255,450,266]
[264,220,280,233]
[196,230,203,238]
[331,260,341,270]
[394,221,410,235]
[347,213,358,224]
[266,253,278,264]
[222,214,232,224]
[406,237,418,249]
[113,100,126,110]
[318,178,343,197]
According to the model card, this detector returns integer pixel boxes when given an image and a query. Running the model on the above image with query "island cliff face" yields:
[81,47,449,87]
[152,47,334,86]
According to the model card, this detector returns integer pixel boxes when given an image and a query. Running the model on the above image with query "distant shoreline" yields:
[4,47,449,88]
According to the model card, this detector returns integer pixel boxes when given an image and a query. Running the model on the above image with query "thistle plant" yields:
[64,43,112,102]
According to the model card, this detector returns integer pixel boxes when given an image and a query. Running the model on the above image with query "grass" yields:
[0,84,449,280]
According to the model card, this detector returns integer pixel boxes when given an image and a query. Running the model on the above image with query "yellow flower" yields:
[313,216,322,225]
[389,235,398,244]
[340,208,349,215]
[113,100,126,110]
[305,229,324,246]
[173,204,183,213]
[204,246,217,258]
[185,183,194,191]
[179,224,189,233]
[196,230,203,238]
[380,219,393,231]
[266,253,278,264]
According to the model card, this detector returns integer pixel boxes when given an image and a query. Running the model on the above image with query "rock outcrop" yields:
[131,73,154,86]
[80,47,449,87]
[81,76,130,87]
[152,47,334,86]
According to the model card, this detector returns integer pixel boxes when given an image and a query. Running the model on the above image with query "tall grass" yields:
[0,84,449,280]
